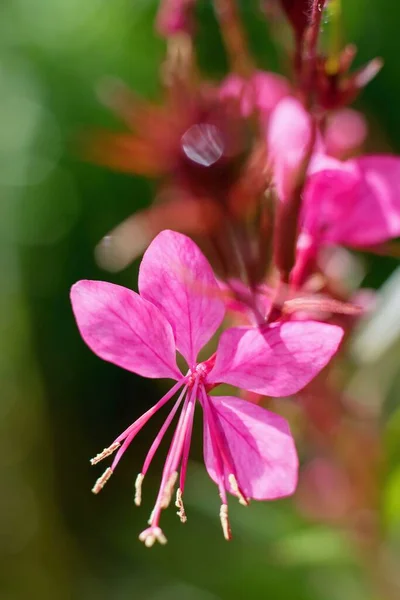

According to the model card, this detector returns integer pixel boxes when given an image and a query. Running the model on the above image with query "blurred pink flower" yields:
[306,155,400,247]
[221,71,315,203]
[70,230,343,545]
[86,78,269,272]
[292,155,400,286]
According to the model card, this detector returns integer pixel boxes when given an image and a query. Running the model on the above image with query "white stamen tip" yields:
[139,527,167,547]
[134,473,144,506]
[228,473,249,506]
[220,504,232,541]
[175,488,187,523]
[90,442,120,465]
[160,471,178,509]
[92,467,113,494]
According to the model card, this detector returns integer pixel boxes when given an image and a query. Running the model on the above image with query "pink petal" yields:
[208,321,343,396]
[304,156,400,246]
[268,97,313,202]
[324,109,368,159]
[342,155,400,246]
[70,280,181,380]
[138,230,225,367]
[203,395,298,500]
[252,71,291,117]
[219,71,290,119]
[301,165,361,241]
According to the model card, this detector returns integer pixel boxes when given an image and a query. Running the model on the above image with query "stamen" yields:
[148,507,156,526]
[219,504,232,541]
[160,471,178,509]
[134,473,144,506]
[141,388,187,477]
[92,467,113,494]
[200,386,248,509]
[228,474,249,506]
[199,385,228,506]
[139,526,167,547]
[175,488,187,523]
[145,388,195,534]
[90,442,120,465]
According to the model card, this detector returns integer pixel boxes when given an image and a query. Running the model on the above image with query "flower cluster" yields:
[71,0,400,545]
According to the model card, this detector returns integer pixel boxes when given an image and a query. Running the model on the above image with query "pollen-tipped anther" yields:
[160,471,178,509]
[219,504,232,541]
[228,473,249,506]
[175,488,187,523]
[90,442,120,465]
[92,467,113,494]
[135,473,145,506]
[139,526,168,547]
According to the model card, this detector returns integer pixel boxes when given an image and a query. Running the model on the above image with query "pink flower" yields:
[70,230,343,545]
[220,71,314,203]
[305,155,400,248]
[292,154,400,287]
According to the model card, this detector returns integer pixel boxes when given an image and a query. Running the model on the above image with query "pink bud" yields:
[156,0,197,37]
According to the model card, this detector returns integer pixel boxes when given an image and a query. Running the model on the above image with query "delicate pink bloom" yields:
[71,230,343,545]
[86,78,265,272]
[292,155,400,286]
[304,156,400,247]
[221,73,315,203]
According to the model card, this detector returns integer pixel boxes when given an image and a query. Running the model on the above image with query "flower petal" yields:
[301,165,361,241]
[138,230,225,367]
[70,280,181,380]
[304,156,400,247]
[324,109,368,159]
[268,97,313,202]
[208,321,343,396]
[341,155,400,246]
[203,395,298,500]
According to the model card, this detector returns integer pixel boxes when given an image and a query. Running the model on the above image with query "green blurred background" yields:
[1,1,400,598]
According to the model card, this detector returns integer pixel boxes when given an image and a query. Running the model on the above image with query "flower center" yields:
[187,361,209,387]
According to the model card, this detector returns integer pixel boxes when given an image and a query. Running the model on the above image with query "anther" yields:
[90,442,120,465]
[175,488,187,523]
[148,507,156,526]
[228,474,249,506]
[134,473,144,506]
[160,471,178,509]
[139,527,167,547]
[219,504,232,541]
[92,467,113,494]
